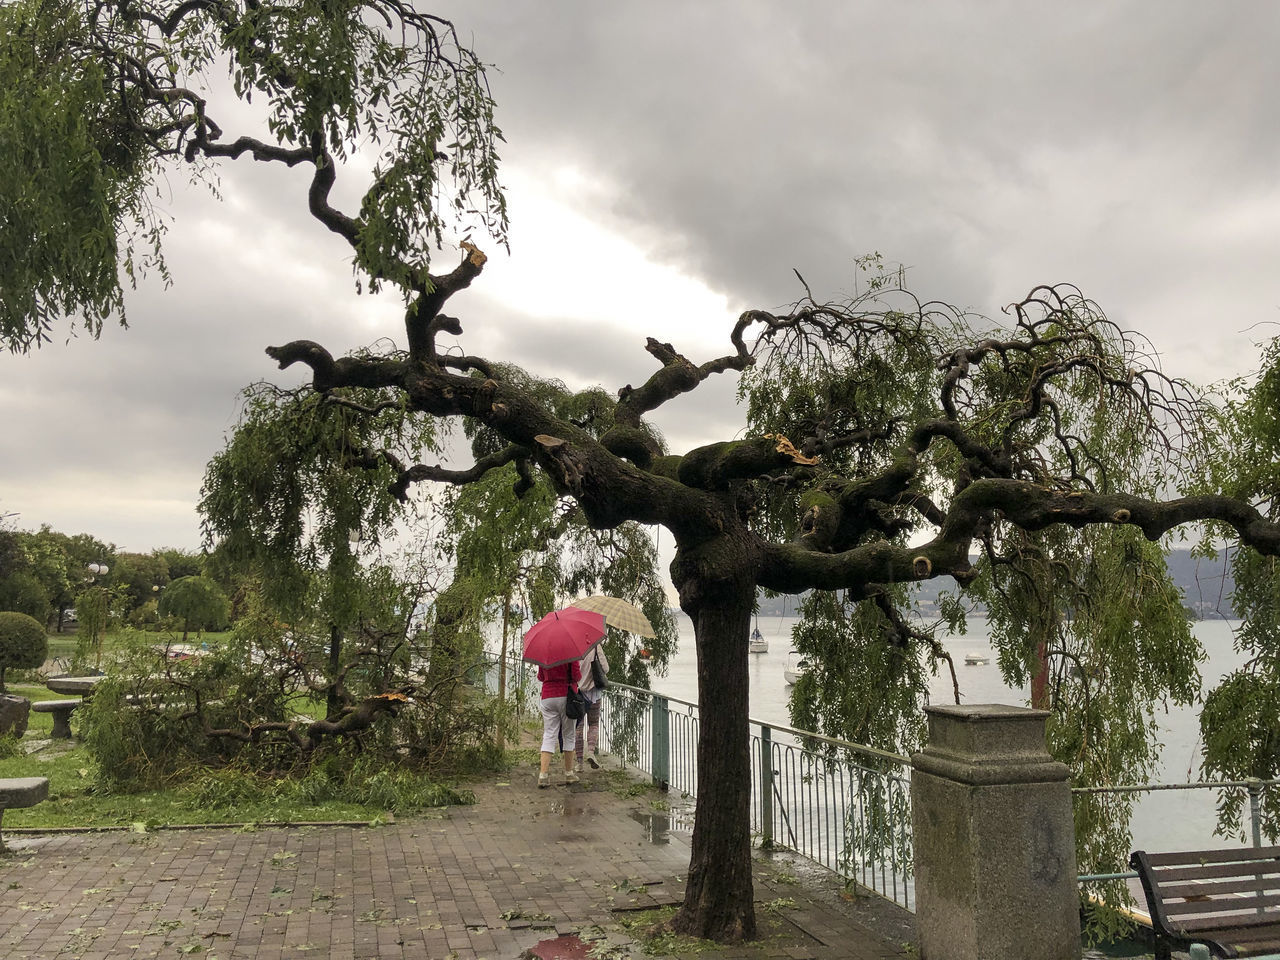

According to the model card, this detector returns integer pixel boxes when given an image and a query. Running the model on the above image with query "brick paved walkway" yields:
[0,763,915,960]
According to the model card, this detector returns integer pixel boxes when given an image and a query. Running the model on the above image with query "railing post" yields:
[652,695,670,788]
[1249,779,1263,849]
[759,725,773,848]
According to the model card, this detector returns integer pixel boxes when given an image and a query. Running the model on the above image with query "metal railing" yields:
[603,683,916,909]
[484,655,1280,919]
[491,656,917,911]
[751,718,914,907]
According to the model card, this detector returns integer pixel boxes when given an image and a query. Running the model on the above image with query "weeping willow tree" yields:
[196,379,444,753]
[742,262,1220,933]
[10,0,1280,943]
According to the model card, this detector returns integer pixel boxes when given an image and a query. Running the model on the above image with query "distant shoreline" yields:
[750,547,1237,620]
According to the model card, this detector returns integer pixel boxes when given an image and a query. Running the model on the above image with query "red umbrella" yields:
[522,606,606,667]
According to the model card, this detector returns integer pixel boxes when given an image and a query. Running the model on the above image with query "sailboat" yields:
[784,649,809,685]
[749,625,768,654]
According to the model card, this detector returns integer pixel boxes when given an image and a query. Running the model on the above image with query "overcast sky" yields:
[3,2,1279,556]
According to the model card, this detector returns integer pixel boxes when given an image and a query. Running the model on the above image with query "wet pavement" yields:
[0,760,916,959]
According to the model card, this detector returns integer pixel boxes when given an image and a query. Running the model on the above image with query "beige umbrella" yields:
[568,595,657,638]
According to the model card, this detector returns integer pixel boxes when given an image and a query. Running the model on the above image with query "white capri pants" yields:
[539,697,576,753]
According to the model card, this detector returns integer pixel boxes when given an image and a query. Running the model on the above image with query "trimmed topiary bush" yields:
[0,610,47,691]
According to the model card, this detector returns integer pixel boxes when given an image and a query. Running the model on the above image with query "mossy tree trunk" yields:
[326,622,343,721]
[672,588,757,938]
[669,533,760,940]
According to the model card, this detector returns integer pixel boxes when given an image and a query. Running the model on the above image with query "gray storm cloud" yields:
[3,1,1278,548]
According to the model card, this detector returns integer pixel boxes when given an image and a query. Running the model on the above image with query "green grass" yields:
[46,635,78,660]
[0,733,460,829]
[42,628,236,664]
[6,682,67,706]
[0,741,376,830]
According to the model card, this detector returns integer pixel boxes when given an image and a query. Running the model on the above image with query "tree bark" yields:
[326,622,343,721]
[1031,638,1049,710]
[497,590,510,752]
[670,569,758,941]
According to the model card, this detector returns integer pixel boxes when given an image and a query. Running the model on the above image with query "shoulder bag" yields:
[565,682,587,720]
[590,656,608,691]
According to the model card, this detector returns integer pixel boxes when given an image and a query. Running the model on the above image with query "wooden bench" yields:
[1131,846,1280,958]
[0,777,49,852]
[31,698,80,739]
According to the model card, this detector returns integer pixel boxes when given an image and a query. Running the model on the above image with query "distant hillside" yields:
[754,549,1237,619]
[1165,549,1236,618]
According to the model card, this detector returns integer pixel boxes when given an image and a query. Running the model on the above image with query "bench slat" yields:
[1162,878,1280,900]
[1153,862,1280,884]
[1146,847,1280,867]
[1225,927,1280,954]
[1178,911,1280,935]
[1164,892,1280,918]
[1185,927,1280,959]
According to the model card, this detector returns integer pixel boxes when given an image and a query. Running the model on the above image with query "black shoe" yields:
[587,756,600,769]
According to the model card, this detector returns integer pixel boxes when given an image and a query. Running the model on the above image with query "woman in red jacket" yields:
[537,659,581,788]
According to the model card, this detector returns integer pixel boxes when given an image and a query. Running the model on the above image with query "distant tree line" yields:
[0,521,231,635]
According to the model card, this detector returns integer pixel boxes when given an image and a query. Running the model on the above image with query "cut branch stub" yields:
[534,434,580,492]
[460,241,487,269]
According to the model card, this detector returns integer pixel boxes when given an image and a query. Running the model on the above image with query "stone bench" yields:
[32,699,80,739]
[0,777,49,852]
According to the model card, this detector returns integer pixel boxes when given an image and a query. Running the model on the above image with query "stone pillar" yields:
[911,704,1080,960]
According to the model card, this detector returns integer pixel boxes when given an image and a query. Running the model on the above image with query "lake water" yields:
[648,612,1252,858]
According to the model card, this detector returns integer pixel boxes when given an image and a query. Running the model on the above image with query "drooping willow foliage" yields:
[739,261,1216,935]
[1199,336,1280,840]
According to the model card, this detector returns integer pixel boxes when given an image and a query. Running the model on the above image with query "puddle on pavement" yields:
[628,807,694,845]
[551,797,585,817]
[520,933,591,959]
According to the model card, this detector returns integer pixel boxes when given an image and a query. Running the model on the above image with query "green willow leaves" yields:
[0,0,508,350]
[1199,336,1280,839]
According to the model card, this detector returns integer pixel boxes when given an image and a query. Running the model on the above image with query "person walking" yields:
[574,644,608,771]
[537,658,581,788]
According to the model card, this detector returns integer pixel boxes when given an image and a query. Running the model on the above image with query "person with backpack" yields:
[574,644,609,772]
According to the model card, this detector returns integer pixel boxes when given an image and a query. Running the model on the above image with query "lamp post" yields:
[83,563,110,670]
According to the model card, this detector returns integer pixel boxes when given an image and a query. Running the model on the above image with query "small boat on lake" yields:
[749,627,768,654]
[784,650,809,685]
[964,653,990,666]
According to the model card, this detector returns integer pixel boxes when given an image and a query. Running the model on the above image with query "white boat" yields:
[749,627,768,654]
[964,653,990,666]
[783,650,809,685]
